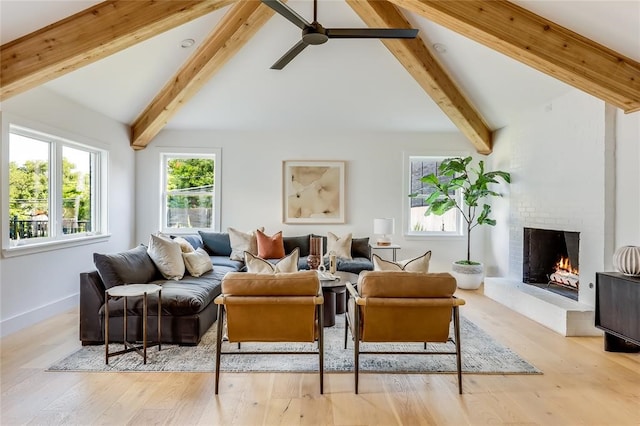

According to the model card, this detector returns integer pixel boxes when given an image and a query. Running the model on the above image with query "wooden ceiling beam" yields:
[387,0,640,113]
[130,1,275,149]
[347,0,492,154]
[0,0,236,101]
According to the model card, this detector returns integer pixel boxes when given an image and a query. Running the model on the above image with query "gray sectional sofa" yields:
[80,232,373,346]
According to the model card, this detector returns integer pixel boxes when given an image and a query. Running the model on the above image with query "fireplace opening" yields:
[523,227,580,301]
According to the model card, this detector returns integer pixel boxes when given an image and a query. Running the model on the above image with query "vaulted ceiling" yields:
[1,1,639,154]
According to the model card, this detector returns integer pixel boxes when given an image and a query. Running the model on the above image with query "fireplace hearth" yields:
[523,227,580,300]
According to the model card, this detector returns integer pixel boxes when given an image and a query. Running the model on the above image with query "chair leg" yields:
[318,304,324,394]
[453,306,463,394]
[215,305,224,395]
[354,305,360,394]
[344,313,349,349]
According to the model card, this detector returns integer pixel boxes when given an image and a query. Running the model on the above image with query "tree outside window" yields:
[162,155,216,230]
[407,156,461,235]
[7,127,102,244]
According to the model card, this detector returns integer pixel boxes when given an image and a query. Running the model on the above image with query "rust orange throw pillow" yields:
[256,230,286,259]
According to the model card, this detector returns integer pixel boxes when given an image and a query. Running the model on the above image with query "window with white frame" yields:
[406,155,462,236]
[6,124,106,248]
[160,152,220,232]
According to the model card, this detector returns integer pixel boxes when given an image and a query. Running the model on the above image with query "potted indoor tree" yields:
[411,156,510,289]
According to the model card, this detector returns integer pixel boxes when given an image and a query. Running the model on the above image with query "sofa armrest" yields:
[79,271,106,344]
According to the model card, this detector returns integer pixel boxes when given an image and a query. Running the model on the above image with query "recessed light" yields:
[180,38,195,49]
[432,43,447,53]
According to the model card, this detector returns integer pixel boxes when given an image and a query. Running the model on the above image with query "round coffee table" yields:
[320,271,358,327]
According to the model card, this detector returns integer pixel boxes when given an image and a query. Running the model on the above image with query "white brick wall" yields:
[491,89,611,307]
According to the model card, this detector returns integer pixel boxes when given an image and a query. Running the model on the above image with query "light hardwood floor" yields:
[2,289,639,425]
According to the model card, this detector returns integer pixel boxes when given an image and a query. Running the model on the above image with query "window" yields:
[405,155,462,236]
[160,151,220,232]
[5,124,106,250]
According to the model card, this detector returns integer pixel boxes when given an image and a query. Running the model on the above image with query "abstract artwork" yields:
[283,160,345,224]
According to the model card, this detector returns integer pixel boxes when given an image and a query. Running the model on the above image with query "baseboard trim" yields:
[0,293,78,338]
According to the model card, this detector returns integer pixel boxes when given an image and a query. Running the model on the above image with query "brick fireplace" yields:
[482,90,613,337]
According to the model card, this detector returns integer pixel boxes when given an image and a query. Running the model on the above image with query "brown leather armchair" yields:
[344,271,466,394]
[214,271,324,394]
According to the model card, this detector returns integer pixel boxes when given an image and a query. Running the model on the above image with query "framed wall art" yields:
[282,160,345,224]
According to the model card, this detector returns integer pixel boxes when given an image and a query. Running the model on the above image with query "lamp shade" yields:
[373,218,394,235]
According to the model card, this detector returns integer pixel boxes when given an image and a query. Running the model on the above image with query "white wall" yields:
[135,129,477,271]
[615,109,640,247]
[0,87,136,337]
[488,89,615,307]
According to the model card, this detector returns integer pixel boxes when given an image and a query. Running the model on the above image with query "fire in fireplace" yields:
[523,227,580,300]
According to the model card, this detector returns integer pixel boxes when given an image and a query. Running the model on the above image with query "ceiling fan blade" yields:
[262,0,311,30]
[325,28,418,39]
[270,40,309,70]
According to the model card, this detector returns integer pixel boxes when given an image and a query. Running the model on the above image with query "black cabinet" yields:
[595,272,640,352]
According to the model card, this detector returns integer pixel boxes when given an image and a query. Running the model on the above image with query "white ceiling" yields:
[1,1,639,135]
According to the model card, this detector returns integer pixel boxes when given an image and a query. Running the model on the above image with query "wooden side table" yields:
[105,283,162,364]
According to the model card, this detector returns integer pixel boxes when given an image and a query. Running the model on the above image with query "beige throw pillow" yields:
[373,251,432,273]
[173,236,195,253]
[228,227,263,261]
[147,233,185,280]
[325,232,352,260]
[182,247,213,277]
[244,248,299,274]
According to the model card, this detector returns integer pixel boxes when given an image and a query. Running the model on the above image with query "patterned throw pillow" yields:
[256,230,286,259]
[228,227,263,261]
[182,247,213,277]
[244,248,299,274]
[147,233,185,280]
[325,232,352,260]
[372,251,432,273]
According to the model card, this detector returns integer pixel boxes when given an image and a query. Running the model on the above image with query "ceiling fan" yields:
[262,0,419,69]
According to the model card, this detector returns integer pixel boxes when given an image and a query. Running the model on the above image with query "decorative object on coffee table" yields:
[307,235,323,270]
[612,245,640,276]
[282,160,345,224]
[409,156,510,290]
[373,218,394,246]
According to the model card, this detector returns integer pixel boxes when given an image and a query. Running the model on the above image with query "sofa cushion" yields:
[372,251,431,273]
[256,229,285,259]
[337,257,373,274]
[245,248,299,274]
[183,247,214,277]
[283,234,311,257]
[99,270,225,317]
[198,231,232,256]
[93,245,158,289]
[351,237,370,259]
[210,255,244,272]
[147,234,185,280]
[228,227,262,261]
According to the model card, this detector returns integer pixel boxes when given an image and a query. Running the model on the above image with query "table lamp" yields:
[373,218,394,246]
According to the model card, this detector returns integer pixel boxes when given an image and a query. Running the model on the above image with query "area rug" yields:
[48,315,541,374]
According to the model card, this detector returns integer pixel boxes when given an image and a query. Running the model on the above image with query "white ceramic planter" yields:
[613,246,640,276]
[450,261,484,290]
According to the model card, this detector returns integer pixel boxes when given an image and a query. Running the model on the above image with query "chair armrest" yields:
[346,281,359,299]
[346,282,366,306]
[453,296,466,306]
